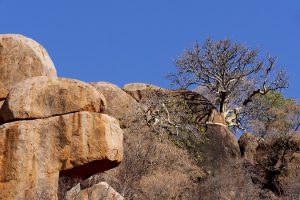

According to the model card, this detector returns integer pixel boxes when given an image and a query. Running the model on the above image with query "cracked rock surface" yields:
[0,34,123,200]
[0,76,106,123]
[0,34,57,90]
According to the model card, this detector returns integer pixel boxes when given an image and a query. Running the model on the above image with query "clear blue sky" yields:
[0,1,299,98]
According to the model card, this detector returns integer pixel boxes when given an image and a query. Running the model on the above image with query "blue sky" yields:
[0,1,300,98]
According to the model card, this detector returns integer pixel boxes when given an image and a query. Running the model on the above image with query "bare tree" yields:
[168,38,288,129]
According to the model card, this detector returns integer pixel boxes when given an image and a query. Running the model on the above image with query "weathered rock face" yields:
[0,34,123,200]
[0,112,123,200]
[123,83,163,102]
[199,124,240,174]
[90,82,138,122]
[239,133,260,163]
[0,82,8,101]
[0,77,106,123]
[123,83,161,92]
[66,182,124,200]
[0,34,57,90]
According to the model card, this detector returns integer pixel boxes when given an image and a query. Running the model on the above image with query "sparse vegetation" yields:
[168,38,288,129]
[80,101,205,199]
[247,92,300,136]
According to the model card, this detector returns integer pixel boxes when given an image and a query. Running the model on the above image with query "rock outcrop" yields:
[199,124,240,174]
[0,35,123,200]
[0,77,106,123]
[89,83,239,199]
[4,33,300,200]
[90,82,138,122]
[123,84,236,170]
[66,182,124,200]
[123,83,161,92]
[0,112,123,200]
[123,83,163,102]
[0,34,57,90]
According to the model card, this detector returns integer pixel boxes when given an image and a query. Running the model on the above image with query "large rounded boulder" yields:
[0,111,123,200]
[123,83,163,102]
[90,82,138,122]
[0,34,57,90]
[123,83,161,91]
[0,77,106,122]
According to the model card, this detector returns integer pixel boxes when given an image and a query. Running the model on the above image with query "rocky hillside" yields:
[88,84,300,199]
[0,34,300,200]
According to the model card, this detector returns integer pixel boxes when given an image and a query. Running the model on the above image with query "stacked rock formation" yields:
[0,35,123,200]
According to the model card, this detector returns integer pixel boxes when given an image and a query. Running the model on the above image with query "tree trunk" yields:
[219,92,228,115]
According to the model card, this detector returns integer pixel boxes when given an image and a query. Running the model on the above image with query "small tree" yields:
[247,92,300,136]
[168,38,288,129]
